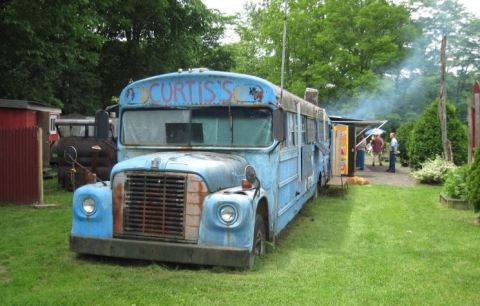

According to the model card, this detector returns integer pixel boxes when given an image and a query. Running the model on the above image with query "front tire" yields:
[249,214,266,268]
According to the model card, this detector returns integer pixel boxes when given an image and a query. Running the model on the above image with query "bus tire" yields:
[249,214,266,269]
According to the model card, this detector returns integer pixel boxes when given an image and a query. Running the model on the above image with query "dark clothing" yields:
[387,150,396,172]
[387,137,398,172]
[356,150,365,170]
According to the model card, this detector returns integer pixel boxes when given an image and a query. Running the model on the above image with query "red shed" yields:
[0,99,61,204]
[0,99,61,166]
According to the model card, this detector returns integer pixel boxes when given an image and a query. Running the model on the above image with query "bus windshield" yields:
[121,107,272,147]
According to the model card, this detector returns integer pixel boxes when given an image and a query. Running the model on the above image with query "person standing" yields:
[371,134,384,166]
[386,132,399,173]
[356,135,367,170]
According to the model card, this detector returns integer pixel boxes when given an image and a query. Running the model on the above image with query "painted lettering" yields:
[204,80,215,103]
[186,80,195,104]
[149,83,160,105]
[127,78,269,106]
[198,80,203,104]
[174,81,186,104]
[221,80,233,104]
[161,82,173,104]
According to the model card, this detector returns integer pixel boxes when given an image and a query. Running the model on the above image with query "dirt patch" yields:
[354,156,416,187]
[0,265,10,283]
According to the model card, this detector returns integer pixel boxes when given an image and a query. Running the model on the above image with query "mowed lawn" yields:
[1,180,479,305]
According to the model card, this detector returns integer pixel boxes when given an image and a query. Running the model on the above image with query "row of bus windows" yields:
[286,112,329,147]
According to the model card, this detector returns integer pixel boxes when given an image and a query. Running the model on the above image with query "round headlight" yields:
[219,205,237,224]
[82,197,96,215]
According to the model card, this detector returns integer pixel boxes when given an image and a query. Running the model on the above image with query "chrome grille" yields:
[122,172,186,241]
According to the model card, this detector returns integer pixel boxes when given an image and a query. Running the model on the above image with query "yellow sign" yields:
[333,125,349,176]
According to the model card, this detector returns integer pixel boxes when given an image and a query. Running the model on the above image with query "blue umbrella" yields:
[366,128,386,136]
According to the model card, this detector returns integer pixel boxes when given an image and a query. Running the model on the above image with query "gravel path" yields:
[354,155,417,187]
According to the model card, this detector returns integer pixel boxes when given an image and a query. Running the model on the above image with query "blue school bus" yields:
[70,69,331,268]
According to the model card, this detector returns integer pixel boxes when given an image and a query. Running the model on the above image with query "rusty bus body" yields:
[69,70,332,267]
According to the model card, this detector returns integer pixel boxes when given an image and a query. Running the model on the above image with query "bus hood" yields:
[110,152,248,192]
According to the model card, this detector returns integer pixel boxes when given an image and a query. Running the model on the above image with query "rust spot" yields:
[113,183,123,235]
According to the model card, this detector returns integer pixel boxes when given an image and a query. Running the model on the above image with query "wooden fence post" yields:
[37,128,44,204]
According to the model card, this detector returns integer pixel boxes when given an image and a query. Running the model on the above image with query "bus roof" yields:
[119,70,326,119]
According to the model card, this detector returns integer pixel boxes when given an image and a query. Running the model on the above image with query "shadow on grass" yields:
[270,188,354,255]
[74,253,244,273]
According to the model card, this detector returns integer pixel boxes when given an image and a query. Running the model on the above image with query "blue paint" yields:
[120,71,277,107]
[70,70,333,266]
[199,189,256,249]
[71,182,112,238]
[111,151,247,192]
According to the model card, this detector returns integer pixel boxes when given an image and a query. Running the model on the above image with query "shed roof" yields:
[0,99,61,114]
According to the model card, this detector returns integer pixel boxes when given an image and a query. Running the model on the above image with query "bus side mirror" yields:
[64,146,78,165]
[95,110,110,139]
[273,109,285,141]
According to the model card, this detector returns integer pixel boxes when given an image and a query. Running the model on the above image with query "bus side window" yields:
[318,118,325,142]
[301,116,306,144]
[287,112,296,146]
[306,118,316,144]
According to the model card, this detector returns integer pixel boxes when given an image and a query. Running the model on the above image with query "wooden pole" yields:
[37,128,44,204]
[439,35,453,162]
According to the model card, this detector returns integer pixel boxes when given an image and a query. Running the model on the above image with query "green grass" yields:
[1,180,479,305]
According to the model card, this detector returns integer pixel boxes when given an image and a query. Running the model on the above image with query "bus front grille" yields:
[122,172,187,241]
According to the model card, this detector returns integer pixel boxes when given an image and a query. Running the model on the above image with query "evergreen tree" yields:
[408,100,467,169]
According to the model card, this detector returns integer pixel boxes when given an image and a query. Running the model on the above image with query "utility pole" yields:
[279,0,288,106]
[439,35,453,162]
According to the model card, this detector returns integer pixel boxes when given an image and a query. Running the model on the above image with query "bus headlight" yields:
[82,197,96,215]
[219,205,237,224]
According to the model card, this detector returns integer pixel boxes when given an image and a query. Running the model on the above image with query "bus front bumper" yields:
[70,235,251,268]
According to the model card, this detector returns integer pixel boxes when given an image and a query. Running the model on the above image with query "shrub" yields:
[396,121,415,162]
[466,149,480,212]
[442,164,469,200]
[408,100,468,169]
[410,155,457,184]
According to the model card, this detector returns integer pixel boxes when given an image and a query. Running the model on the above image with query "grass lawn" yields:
[1,179,479,305]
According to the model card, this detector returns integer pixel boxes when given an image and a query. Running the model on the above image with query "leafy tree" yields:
[97,0,231,107]
[233,0,415,110]
[0,0,231,114]
[406,0,480,115]
[0,0,103,113]
[408,99,467,169]
[396,121,415,162]
[466,148,480,212]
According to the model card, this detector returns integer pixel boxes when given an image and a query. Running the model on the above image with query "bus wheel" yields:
[249,214,266,268]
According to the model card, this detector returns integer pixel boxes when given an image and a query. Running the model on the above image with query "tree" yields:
[233,0,415,111]
[97,0,232,107]
[0,0,231,114]
[0,0,103,113]
[438,35,452,161]
[408,99,467,169]
[466,148,480,213]
[396,121,415,162]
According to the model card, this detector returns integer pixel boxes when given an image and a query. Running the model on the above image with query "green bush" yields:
[410,155,457,184]
[442,164,469,200]
[466,149,480,212]
[396,121,415,161]
[408,100,468,169]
